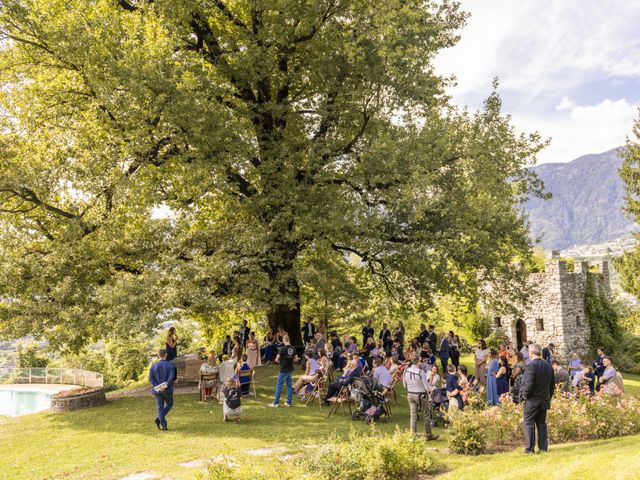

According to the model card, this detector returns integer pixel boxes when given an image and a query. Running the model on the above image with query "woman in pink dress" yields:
[246,332,262,368]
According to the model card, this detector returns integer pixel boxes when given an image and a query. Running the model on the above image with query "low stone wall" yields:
[50,388,107,413]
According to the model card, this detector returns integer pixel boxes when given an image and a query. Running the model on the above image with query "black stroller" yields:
[430,387,449,427]
[350,375,391,425]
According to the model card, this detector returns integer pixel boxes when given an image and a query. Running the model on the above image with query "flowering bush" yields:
[448,390,640,454]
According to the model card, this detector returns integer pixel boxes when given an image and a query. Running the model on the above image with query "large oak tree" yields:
[0,0,546,349]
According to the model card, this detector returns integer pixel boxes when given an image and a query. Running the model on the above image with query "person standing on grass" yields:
[521,343,554,454]
[149,348,175,431]
[403,353,439,442]
[268,335,296,408]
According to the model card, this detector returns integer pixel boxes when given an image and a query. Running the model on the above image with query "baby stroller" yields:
[430,387,449,427]
[350,375,390,425]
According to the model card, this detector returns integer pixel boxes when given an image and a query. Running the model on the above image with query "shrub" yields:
[448,390,640,454]
[199,461,302,480]
[447,414,486,455]
[199,430,442,480]
[303,429,441,480]
[16,343,49,368]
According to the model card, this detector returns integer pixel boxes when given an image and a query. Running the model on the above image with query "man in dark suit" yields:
[417,323,428,344]
[438,332,450,371]
[542,343,554,363]
[521,343,555,454]
[240,320,251,346]
[379,322,392,351]
[362,319,374,346]
[301,318,316,344]
[427,325,437,353]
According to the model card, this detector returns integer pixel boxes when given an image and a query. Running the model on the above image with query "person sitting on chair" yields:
[199,351,219,400]
[372,357,393,394]
[322,355,362,406]
[236,354,252,396]
[294,350,320,395]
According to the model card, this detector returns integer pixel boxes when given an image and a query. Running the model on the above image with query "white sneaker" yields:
[268,402,279,408]
[284,402,292,407]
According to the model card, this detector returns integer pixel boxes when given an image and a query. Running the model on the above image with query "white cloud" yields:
[513,98,638,163]
[555,96,574,112]
[434,0,640,163]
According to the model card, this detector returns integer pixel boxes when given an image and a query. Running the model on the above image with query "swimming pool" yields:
[0,389,52,417]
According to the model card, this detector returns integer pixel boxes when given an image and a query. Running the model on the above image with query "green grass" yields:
[439,435,640,480]
[2,364,640,480]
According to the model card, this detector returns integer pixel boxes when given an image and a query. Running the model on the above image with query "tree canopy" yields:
[618,118,640,297]
[0,0,546,349]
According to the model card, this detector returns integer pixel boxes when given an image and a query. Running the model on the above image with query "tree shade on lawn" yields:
[1,364,640,480]
[0,0,548,350]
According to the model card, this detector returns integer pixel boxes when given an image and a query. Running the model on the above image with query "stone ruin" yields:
[493,257,611,361]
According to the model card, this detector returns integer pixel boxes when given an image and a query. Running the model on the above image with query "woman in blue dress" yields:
[486,349,499,406]
[495,355,510,400]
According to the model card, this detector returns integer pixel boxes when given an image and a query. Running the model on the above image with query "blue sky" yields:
[434,0,640,164]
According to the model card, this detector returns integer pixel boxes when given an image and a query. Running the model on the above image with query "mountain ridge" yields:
[524,148,637,250]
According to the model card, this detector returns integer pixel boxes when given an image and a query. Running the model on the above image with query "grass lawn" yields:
[1,364,640,480]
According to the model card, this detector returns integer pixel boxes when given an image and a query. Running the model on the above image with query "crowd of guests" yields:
[148,320,627,435]
[473,338,626,407]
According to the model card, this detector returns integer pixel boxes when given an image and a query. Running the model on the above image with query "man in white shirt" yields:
[402,353,439,441]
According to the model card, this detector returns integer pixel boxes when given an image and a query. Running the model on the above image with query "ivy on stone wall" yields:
[584,273,621,357]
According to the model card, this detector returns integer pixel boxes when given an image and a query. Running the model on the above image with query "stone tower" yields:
[493,259,610,360]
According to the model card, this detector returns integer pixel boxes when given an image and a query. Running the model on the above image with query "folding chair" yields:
[387,377,399,406]
[305,368,330,407]
[237,368,256,398]
[327,385,352,418]
[199,370,219,401]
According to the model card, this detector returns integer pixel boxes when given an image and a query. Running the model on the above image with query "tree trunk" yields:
[268,301,302,347]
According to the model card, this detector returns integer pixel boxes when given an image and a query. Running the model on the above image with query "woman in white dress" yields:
[474,339,490,387]
[217,355,237,401]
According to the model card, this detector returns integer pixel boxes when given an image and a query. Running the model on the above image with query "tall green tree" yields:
[0,0,546,349]
[618,119,640,297]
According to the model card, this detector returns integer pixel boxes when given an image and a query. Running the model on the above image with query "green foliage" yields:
[447,414,487,455]
[200,461,302,480]
[302,428,441,480]
[105,340,150,384]
[16,343,48,368]
[0,0,547,352]
[467,312,494,342]
[449,392,640,454]
[584,273,621,357]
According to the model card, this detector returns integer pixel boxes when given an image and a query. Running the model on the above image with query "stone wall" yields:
[50,388,107,413]
[496,259,610,361]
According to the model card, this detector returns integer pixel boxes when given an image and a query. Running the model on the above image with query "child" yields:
[445,364,464,411]
[236,353,251,396]
[222,377,242,423]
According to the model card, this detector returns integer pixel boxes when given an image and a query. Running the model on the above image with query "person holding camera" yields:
[402,353,439,442]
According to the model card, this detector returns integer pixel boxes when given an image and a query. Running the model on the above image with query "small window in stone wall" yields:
[576,315,581,326]
[536,318,544,331]
[494,317,502,328]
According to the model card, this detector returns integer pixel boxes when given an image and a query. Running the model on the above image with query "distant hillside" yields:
[524,148,636,250]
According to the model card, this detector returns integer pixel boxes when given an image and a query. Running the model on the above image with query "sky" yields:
[434,0,640,164]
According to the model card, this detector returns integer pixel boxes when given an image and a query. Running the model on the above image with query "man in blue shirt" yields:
[149,349,175,430]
